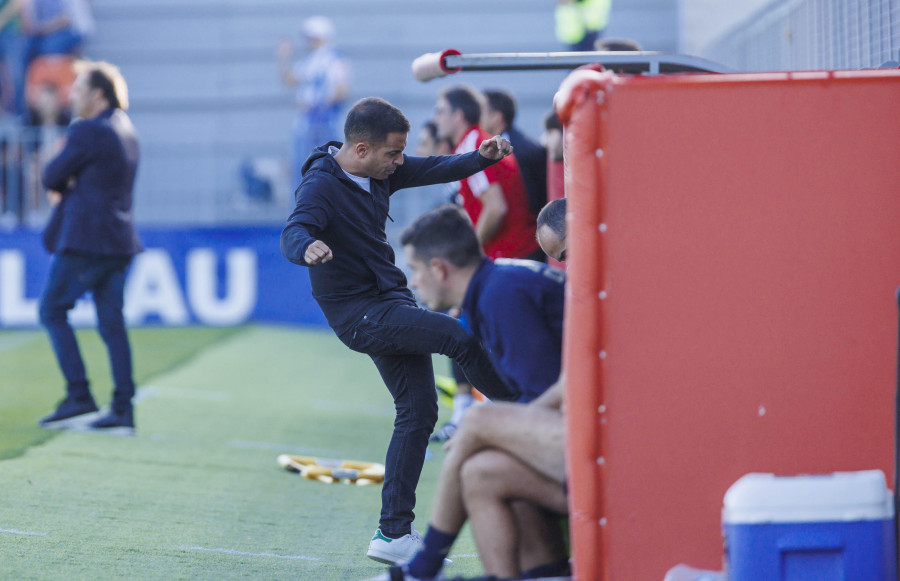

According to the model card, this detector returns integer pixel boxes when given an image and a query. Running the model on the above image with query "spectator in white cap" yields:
[277,15,351,187]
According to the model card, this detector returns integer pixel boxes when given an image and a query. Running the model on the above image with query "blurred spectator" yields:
[431,86,542,442]
[20,0,88,126]
[542,109,564,202]
[555,0,611,51]
[596,36,642,51]
[414,120,456,205]
[25,81,68,127]
[22,82,68,221]
[416,120,453,158]
[22,0,93,62]
[432,84,540,261]
[277,15,351,188]
[482,88,548,223]
[0,0,25,115]
[23,48,73,113]
[0,79,71,228]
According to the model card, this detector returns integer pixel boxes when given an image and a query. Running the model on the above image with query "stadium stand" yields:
[78,0,676,225]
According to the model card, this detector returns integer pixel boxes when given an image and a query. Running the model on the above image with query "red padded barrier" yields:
[559,68,900,580]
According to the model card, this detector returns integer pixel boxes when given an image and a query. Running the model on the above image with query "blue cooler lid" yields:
[722,470,893,524]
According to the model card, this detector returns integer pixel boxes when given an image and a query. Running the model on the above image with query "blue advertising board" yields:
[0,226,328,328]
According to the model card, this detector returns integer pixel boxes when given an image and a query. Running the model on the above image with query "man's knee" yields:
[396,387,438,433]
[459,401,502,431]
[38,299,67,326]
[414,397,439,432]
[455,402,522,444]
[96,308,126,337]
[446,328,482,359]
[460,449,516,498]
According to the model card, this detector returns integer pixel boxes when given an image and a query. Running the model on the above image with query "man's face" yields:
[433,97,460,143]
[69,73,93,119]
[545,128,564,162]
[405,246,452,310]
[537,224,567,262]
[362,132,407,180]
[416,128,436,157]
[480,105,503,136]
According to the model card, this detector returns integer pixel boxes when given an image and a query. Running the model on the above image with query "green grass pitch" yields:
[0,325,483,580]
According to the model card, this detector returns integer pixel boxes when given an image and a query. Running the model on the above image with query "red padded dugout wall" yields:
[558,69,900,580]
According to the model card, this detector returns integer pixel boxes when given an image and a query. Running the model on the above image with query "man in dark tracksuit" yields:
[38,61,141,434]
[279,97,518,564]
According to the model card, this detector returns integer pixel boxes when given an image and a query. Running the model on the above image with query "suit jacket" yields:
[42,108,142,256]
[505,125,547,217]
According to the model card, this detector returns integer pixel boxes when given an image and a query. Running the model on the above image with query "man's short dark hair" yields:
[400,204,483,268]
[76,60,128,110]
[483,89,516,126]
[537,197,566,240]
[423,121,439,142]
[344,97,411,144]
[439,85,482,127]
[543,109,562,131]
[596,38,643,52]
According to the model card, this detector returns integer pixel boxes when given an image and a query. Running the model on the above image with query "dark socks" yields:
[406,526,457,579]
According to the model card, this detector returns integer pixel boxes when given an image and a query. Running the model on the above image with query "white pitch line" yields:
[179,545,320,561]
[0,528,48,537]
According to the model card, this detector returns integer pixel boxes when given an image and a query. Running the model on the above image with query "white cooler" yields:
[722,470,896,581]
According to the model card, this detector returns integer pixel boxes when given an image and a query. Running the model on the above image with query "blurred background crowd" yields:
[0,0,896,242]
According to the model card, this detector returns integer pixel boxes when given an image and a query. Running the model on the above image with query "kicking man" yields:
[280,97,519,564]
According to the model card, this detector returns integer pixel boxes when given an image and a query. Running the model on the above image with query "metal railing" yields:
[0,123,66,230]
[704,0,900,72]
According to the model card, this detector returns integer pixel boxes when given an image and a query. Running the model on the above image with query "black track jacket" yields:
[281,141,498,335]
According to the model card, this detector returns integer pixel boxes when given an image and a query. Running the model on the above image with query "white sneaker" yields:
[366,528,423,565]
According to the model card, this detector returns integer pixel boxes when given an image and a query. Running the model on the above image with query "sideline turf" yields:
[0,326,240,461]
[0,325,481,580]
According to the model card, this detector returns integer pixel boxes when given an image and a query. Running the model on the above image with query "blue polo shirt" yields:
[461,258,565,402]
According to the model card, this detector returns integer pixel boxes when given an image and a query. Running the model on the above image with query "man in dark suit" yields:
[38,61,142,434]
[481,89,548,223]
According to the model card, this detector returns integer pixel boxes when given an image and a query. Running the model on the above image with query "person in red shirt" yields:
[433,85,541,261]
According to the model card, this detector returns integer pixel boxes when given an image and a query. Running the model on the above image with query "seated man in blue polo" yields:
[401,204,564,403]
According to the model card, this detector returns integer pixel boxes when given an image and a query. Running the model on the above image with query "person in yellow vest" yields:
[555,0,611,51]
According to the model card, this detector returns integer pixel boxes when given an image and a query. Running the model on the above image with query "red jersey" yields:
[454,126,539,259]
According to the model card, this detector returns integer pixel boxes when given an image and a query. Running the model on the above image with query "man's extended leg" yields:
[460,449,568,578]
[353,302,517,402]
